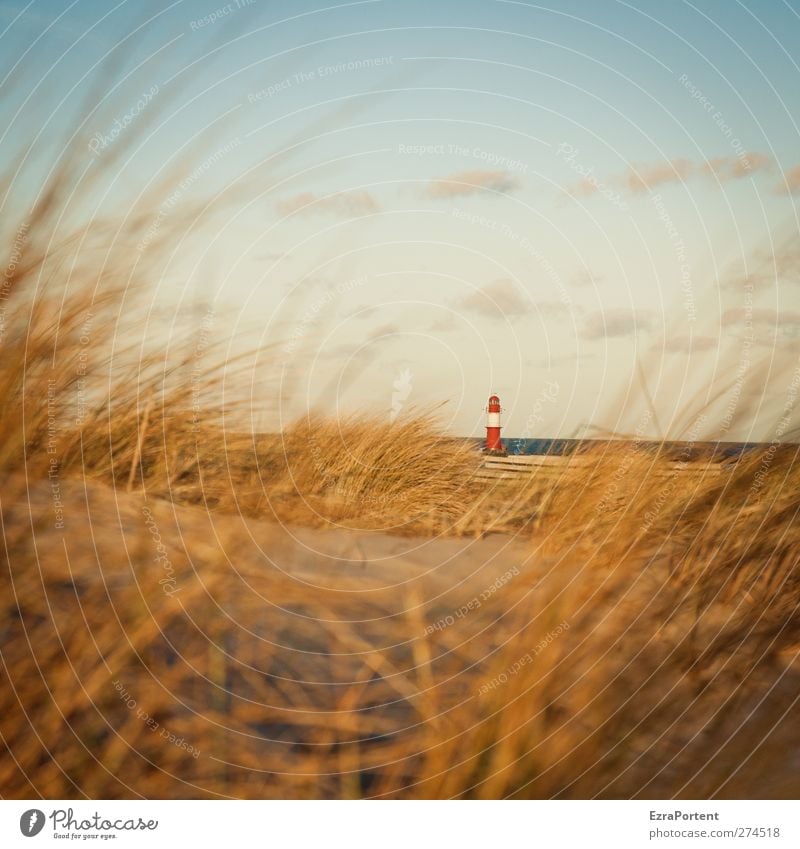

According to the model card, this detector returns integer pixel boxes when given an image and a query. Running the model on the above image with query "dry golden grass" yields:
[67,410,489,534]
[1,129,799,800]
[2,452,798,798]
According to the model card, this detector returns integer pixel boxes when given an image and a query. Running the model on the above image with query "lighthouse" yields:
[485,394,503,454]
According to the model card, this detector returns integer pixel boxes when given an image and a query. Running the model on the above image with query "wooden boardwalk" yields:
[478,453,727,481]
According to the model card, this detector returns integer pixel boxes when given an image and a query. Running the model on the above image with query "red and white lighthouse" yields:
[485,394,503,453]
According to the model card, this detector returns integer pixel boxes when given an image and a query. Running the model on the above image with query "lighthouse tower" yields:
[485,394,503,454]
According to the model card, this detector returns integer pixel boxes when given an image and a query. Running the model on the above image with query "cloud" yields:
[774,338,800,353]
[583,309,655,339]
[458,278,531,318]
[571,269,604,288]
[775,163,800,195]
[721,271,769,291]
[567,178,602,198]
[533,300,575,320]
[344,304,380,321]
[428,314,458,333]
[326,342,365,359]
[531,352,589,367]
[721,307,800,327]
[721,236,800,290]
[426,169,519,199]
[625,159,694,193]
[276,189,379,217]
[366,322,400,341]
[457,285,577,322]
[703,153,773,181]
[719,307,800,345]
[661,335,719,353]
[773,239,800,280]
[323,322,399,358]
[254,250,289,262]
[573,153,773,198]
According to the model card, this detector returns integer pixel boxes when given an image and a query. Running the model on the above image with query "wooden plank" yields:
[478,456,727,481]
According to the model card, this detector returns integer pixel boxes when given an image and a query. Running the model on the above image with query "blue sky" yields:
[2,0,800,439]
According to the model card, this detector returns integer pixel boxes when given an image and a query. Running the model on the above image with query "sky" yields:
[2,0,800,440]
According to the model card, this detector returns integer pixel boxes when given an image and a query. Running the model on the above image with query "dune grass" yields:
[1,132,799,800]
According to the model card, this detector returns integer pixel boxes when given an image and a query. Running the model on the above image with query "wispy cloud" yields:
[366,322,400,340]
[276,190,379,217]
[345,305,379,321]
[458,278,531,318]
[720,235,800,290]
[625,158,695,193]
[719,306,800,346]
[773,239,800,280]
[721,307,800,327]
[661,335,719,353]
[426,169,519,199]
[703,152,773,181]
[531,352,589,367]
[570,269,604,288]
[568,178,604,198]
[583,309,655,339]
[774,163,800,195]
[569,153,773,197]
[428,314,458,332]
[533,300,576,320]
